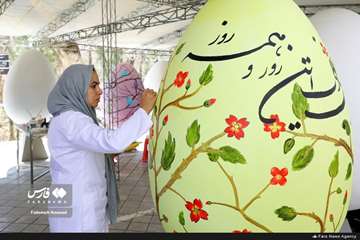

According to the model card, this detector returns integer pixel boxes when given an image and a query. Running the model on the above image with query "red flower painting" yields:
[270,167,288,186]
[224,115,249,140]
[185,199,208,223]
[264,114,286,139]
[174,71,189,88]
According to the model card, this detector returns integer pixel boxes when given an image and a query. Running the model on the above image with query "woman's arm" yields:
[62,108,152,154]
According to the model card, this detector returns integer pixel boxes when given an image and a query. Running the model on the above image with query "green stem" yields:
[168,187,187,202]
[152,110,161,214]
[311,138,320,147]
[301,119,307,134]
[286,131,353,161]
[216,161,240,208]
[332,219,336,232]
[350,137,353,151]
[335,204,345,231]
[296,212,325,233]
[153,123,160,215]
[152,58,173,217]
[242,183,271,212]
[176,104,203,110]
[323,177,334,229]
[182,225,188,233]
[156,166,162,177]
[160,85,203,115]
[164,82,174,93]
[207,201,272,233]
[154,125,165,177]
[158,132,226,198]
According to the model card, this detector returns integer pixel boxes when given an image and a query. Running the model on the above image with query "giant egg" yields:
[310,8,360,211]
[3,49,56,124]
[148,0,354,233]
[144,61,168,92]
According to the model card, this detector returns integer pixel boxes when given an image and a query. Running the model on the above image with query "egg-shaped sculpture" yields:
[311,8,360,211]
[3,49,56,124]
[104,63,144,127]
[144,61,168,92]
[148,0,354,233]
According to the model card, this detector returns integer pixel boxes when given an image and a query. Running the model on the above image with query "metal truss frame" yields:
[77,43,171,57]
[34,2,360,47]
[136,0,203,7]
[0,0,14,17]
[34,1,204,46]
[299,3,360,16]
[143,27,186,46]
[144,3,360,46]
[36,0,96,38]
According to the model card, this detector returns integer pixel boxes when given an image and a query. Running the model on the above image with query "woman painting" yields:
[47,64,156,232]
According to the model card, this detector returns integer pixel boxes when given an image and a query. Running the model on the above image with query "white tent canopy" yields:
[0,0,360,50]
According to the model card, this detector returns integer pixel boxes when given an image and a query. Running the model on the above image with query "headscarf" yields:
[47,64,119,224]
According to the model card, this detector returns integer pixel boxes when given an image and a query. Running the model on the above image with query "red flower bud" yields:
[185,79,191,90]
[343,190,348,205]
[150,127,154,138]
[203,98,216,107]
[163,115,169,126]
[209,98,216,105]
[320,42,328,56]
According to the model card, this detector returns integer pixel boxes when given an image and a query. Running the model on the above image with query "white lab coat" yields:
[47,108,152,232]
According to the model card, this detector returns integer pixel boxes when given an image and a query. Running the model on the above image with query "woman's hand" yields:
[140,89,157,114]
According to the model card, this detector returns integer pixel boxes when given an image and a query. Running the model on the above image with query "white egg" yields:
[311,8,360,211]
[3,49,56,124]
[144,61,168,92]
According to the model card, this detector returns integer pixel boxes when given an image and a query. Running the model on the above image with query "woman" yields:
[47,64,156,232]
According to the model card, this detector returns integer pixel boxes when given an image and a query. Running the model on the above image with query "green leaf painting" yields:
[161,132,176,171]
[292,146,314,171]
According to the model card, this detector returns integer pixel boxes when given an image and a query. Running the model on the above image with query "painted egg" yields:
[104,63,144,127]
[148,0,354,233]
[3,49,56,124]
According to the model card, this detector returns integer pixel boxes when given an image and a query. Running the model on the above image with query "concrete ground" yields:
[0,150,163,233]
[0,140,354,233]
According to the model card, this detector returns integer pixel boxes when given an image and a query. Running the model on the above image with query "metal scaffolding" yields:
[143,3,360,46]
[36,0,96,38]
[77,44,171,57]
[143,27,186,47]
[33,2,360,48]
[0,0,14,17]
[34,1,204,46]
[299,3,360,16]
[136,0,204,6]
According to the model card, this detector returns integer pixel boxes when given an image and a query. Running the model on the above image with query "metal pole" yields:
[29,125,34,184]
[16,128,19,173]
